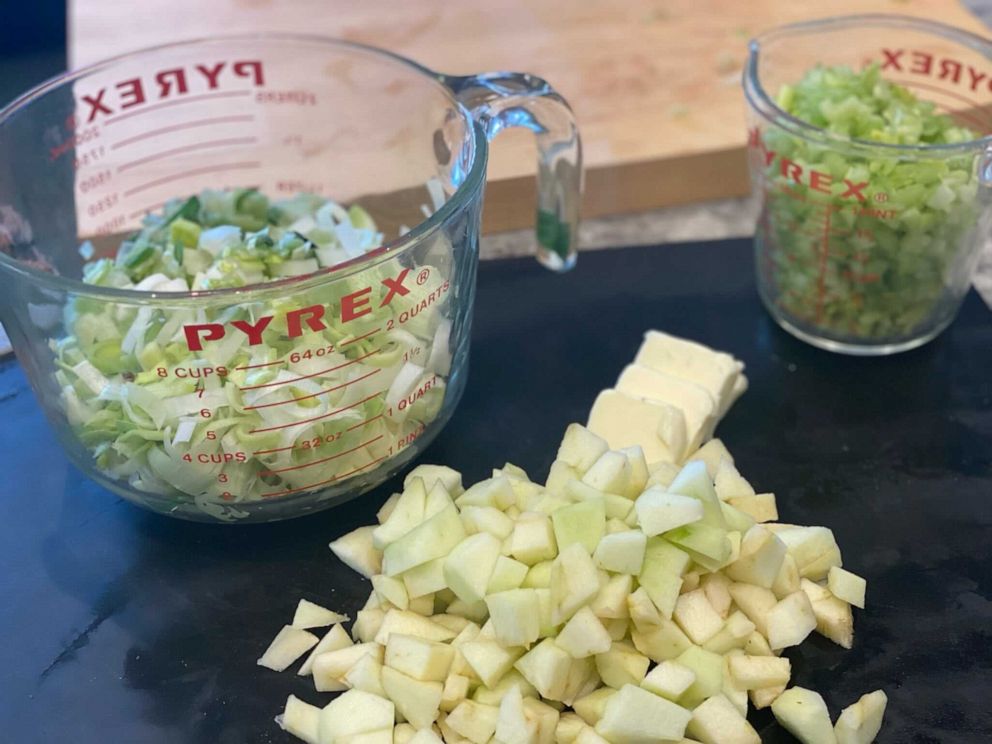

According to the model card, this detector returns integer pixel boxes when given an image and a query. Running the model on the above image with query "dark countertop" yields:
[1,239,990,743]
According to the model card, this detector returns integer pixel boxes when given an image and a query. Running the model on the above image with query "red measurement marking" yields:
[117,137,259,173]
[104,90,252,125]
[110,115,256,149]
[890,78,992,131]
[261,454,389,498]
[122,161,262,197]
[815,205,832,324]
[340,327,382,347]
[348,413,383,432]
[249,392,382,434]
[243,368,382,411]
[235,359,285,371]
[239,348,380,392]
[258,435,384,476]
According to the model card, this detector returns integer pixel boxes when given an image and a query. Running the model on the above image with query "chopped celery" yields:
[757,64,981,341]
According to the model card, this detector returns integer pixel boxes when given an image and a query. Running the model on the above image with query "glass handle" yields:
[443,72,583,271]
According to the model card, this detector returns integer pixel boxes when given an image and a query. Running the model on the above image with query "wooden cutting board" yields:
[70,0,988,232]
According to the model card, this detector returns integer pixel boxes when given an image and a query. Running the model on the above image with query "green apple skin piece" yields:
[495,683,539,744]
[385,633,455,682]
[383,504,467,577]
[403,558,449,599]
[686,693,760,744]
[372,574,410,610]
[631,617,693,662]
[258,625,319,673]
[487,589,542,647]
[727,583,778,637]
[312,643,384,693]
[593,530,646,575]
[573,687,617,725]
[557,424,610,474]
[511,513,559,566]
[724,525,788,589]
[590,574,632,622]
[472,669,539,705]
[521,696,561,744]
[488,555,530,594]
[523,560,553,588]
[380,666,443,730]
[713,459,755,500]
[330,526,383,579]
[552,498,606,554]
[772,553,801,599]
[635,488,705,537]
[374,610,456,646]
[766,591,817,650]
[771,687,838,744]
[672,589,725,645]
[444,532,503,604]
[445,700,500,744]
[344,651,387,696]
[277,694,321,744]
[617,446,650,497]
[299,623,353,676]
[441,672,472,712]
[639,538,691,619]
[461,505,515,540]
[675,646,726,708]
[405,464,464,497]
[556,606,614,659]
[292,599,350,630]
[595,683,692,744]
[456,475,516,510]
[667,460,727,530]
[727,654,791,689]
[702,611,755,655]
[767,525,842,581]
[515,638,573,700]
[556,712,587,744]
[353,609,386,644]
[372,485,427,549]
[641,660,696,700]
[827,567,866,609]
[834,690,887,744]
[550,543,602,625]
[581,451,632,495]
[727,493,778,523]
[317,689,395,744]
[462,640,525,688]
[594,642,650,690]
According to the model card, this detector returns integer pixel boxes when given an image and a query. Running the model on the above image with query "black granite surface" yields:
[1,239,990,743]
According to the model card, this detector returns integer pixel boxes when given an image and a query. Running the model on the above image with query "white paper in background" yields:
[0,324,10,356]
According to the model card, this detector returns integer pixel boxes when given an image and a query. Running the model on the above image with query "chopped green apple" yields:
[352,610,386,644]
[380,666,443,730]
[300,624,354,677]
[407,728,445,744]
[834,690,887,744]
[772,554,801,599]
[593,530,646,575]
[487,589,542,647]
[766,591,817,650]
[702,611,754,655]
[457,475,517,510]
[330,526,383,579]
[724,525,787,589]
[675,645,725,708]
[462,640,524,688]
[555,713,586,744]
[258,625,319,673]
[713,459,754,500]
[313,643,384,693]
[446,700,500,744]
[473,670,538,705]
[461,505,515,540]
[556,606,613,659]
[673,589,725,645]
[590,574,633,620]
[641,660,696,700]
[827,567,866,609]
[372,574,410,610]
[495,684,539,744]
[405,464,464,497]
[630,618,693,662]
[511,513,559,566]
[639,538,691,618]
[686,693,760,744]
[488,555,530,594]
[771,687,837,744]
[768,525,842,581]
[664,522,731,572]
[727,493,778,523]
[402,558,448,599]
[627,587,662,631]
[727,583,777,637]
[385,633,454,682]
[277,695,321,744]
[441,673,471,712]
[573,687,616,726]
[581,451,631,495]
[522,697,561,744]
[550,543,601,625]
[667,461,727,529]
[635,488,704,537]
[382,504,467,577]
[444,532,503,604]
[552,498,606,554]
[317,689,394,744]
[374,610,456,646]
[700,572,733,618]
[556,424,610,474]
[727,654,791,689]
[800,579,854,649]
[292,600,349,630]
[515,638,573,700]
[687,439,733,478]
[594,642,649,689]
[373,485,427,549]
[344,651,387,696]
[595,683,692,744]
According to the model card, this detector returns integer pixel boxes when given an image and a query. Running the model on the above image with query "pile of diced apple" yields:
[258,332,886,744]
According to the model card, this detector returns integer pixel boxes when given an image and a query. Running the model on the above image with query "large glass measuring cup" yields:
[744,15,992,354]
[0,36,581,522]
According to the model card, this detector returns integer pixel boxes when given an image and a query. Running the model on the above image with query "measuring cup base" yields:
[767,310,955,357]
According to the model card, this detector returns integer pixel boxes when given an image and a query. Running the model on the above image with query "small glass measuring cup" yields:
[744,15,992,354]
[0,35,581,522]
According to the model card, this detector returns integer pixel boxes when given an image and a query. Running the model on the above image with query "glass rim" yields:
[0,33,489,303]
[744,13,992,154]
